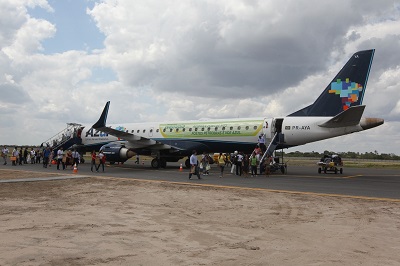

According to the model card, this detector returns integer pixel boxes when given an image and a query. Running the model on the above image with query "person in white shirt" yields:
[72,149,80,167]
[30,149,36,164]
[2,146,9,165]
[57,147,65,170]
[188,150,201,179]
[236,152,244,176]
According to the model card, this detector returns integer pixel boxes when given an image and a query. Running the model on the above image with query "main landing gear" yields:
[151,158,167,169]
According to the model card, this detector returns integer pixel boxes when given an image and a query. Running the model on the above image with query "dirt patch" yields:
[0,170,399,265]
[0,169,65,180]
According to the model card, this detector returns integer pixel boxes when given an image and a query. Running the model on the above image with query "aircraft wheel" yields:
[334,168,338,174]
[185,158,190,168]
[340,168,343,174]
[151,158,160,169]
[318,168,321,174]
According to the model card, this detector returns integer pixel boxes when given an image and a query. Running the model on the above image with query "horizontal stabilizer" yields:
[318,105,365,128]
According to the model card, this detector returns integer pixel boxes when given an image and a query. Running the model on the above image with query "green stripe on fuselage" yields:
[159,120,264,138]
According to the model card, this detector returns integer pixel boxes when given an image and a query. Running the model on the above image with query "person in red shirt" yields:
[90,150,97,172]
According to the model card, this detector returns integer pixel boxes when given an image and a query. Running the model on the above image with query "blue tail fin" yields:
[289,49,375,117]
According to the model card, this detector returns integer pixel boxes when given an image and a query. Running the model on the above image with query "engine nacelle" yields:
[100,144,135,163]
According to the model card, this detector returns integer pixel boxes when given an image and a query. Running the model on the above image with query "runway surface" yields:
[1,160,399,201]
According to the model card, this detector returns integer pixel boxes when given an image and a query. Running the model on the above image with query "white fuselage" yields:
[80,115,367,153]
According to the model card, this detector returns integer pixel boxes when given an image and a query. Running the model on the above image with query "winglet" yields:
[318,105,365,128]
[92,101,110,129]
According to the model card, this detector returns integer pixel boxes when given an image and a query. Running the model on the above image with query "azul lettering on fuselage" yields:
[85,128,108,137]
[291,125,311,130]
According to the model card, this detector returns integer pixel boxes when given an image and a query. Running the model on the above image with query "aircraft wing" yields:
[318,105,365,128]
[92,101,177,150]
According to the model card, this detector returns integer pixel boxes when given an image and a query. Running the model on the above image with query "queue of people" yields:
[0,145,89,170]
[188,142,272,179]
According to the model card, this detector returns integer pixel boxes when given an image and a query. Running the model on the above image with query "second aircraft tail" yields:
[289,49,375,117]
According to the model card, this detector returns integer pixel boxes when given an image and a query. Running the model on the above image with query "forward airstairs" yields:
[40,123,84,152]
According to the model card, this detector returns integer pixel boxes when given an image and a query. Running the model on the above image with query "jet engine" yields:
[99,144,135,163]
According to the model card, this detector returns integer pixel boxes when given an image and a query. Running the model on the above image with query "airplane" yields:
[47,49,383,168]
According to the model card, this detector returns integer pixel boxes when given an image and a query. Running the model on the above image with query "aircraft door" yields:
[272,118,283,133]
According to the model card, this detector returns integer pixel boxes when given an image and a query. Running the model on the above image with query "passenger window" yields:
[143,130,146,133]
[237,126,241,130]
[207,127,210,131]
[222,126,226,130]
[253,126,257,130]
[163,128,166,132]
[137,130,140,133]
[215,127,218,131]
[189,128,192,132]
[230,126,233,130]
[245,126,249,130]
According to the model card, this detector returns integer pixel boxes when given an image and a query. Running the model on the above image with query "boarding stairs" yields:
[259,131,284,163]
[40,123,84,152]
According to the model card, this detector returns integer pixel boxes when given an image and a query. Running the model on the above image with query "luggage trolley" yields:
[317,154,343,174]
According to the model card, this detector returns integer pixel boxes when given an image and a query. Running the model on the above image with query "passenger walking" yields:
[43,147,50,168]
[217,152,227,178]
[71,149,80,168]
[201,152,209,176]
[48,148,54,167]
[96,150,106,172]
[258,134,266,152]
[18,148,23,165]
[30,149,36,164]
[236,152,244,176]
[65,150,72,168]
[35,149,41,164]
[23,148,28,164]
[243,154,250,177]
[56,147,65,170]
[188,150,201,179]
[230,151,238,174]
[250,152,258,177]
[90,150,97,172]
[2,146,9,165]
[12,147,19,166]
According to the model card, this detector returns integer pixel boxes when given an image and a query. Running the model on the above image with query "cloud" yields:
[0,0,399,154]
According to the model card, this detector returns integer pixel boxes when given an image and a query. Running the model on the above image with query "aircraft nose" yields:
[360,118,384,130]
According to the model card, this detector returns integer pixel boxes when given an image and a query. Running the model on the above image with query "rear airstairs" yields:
[40,123,84,152]
[259,131,287,174]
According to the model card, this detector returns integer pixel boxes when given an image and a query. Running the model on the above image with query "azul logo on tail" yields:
[329,78,363,111]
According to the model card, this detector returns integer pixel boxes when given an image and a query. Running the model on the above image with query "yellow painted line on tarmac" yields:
[95,175,400,203]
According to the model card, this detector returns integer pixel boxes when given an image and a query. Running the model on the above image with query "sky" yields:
[0,0,399,154]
